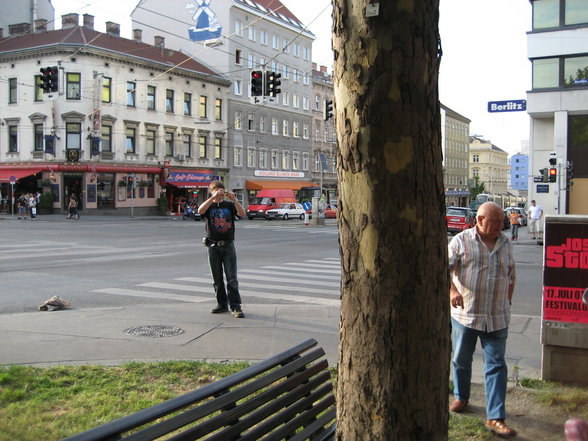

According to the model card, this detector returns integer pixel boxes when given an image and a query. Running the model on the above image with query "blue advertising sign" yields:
[488,100,527,113]
[537,184,549,193]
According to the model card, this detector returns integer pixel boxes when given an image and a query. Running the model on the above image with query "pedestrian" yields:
[448,202,517,437]
[198,180,246,318]
[509,209,520,241]
[67,194,80,220]
[527,200,543,240]
[17,194,27,219]
[28,193,37,219]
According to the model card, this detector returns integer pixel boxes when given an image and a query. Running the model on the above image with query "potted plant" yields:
[38,191,55,214]
[157,194,169,215]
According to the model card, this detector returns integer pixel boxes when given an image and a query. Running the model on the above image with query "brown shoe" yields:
[449,399,468,413]
[485,419,517,437]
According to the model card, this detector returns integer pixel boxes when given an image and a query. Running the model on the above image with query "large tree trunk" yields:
[333,1,450,440]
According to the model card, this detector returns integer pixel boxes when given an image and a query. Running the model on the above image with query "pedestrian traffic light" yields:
[549,152,557,166]
[549,167,557,183]
[539,168,549,183]
[566,162,574,189]
[323,99,333,120]
[265,71,282,97]
[250,70,264,96]
[128,176,134,186]
[39,66,58,93]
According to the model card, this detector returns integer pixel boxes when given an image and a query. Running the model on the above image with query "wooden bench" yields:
[61,339,336,441]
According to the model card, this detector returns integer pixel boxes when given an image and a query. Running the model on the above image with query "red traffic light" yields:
[549,168,557,182]
[251,71,262,79]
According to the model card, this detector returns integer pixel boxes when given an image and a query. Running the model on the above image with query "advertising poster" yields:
[543,221,588,324]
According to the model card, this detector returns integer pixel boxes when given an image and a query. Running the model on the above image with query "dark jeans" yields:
[511,224,519,240]
[206,241,241,308]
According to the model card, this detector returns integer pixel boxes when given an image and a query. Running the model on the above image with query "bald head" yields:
[478,202,503,218]
[476,202,505,240]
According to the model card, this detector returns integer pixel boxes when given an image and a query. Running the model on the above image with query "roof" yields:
[0,26,226,81]
[233,0,313,35]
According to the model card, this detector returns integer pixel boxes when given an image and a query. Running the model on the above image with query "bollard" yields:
[304,212,310,225]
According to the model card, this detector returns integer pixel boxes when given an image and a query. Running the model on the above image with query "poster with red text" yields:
[543,220,588,324]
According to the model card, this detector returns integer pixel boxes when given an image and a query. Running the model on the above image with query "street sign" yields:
[9,175,16,183]
[537,184,549,193]
[488,99,526,113]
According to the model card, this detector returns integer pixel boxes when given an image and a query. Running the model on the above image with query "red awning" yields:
[246,180,314,191]
[0,169,44,182]
[167,181,210,188]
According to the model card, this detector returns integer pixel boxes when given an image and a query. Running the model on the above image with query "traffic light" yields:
[548,167,557,183]
[265,71,282,97]
[566,162,574,189]
[128,176,134,187]
[549,153,557,166]
[323,99,333,120]
[539,168,549,183]
[39,66,58,93]
[250,70,264,96]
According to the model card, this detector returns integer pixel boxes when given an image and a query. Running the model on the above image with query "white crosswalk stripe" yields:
[239,223,338,234]
[92,258,341,306]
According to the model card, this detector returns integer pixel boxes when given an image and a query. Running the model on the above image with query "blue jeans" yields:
[451,318,508,420]
[206,241,241,308]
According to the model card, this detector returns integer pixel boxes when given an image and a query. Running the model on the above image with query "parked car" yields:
[306,203,338,219]
[446,206,476,234]
[502,210,511,230]
[265,203,307,220]
[505,206,527,226]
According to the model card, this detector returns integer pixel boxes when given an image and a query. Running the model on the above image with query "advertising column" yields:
[541,215,588,384]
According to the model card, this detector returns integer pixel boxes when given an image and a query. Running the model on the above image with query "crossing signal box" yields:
[250,70,264,96]
[539,168,549,183]
[265,71,282,97]
[39,66,58,93]
[549,167,557,183]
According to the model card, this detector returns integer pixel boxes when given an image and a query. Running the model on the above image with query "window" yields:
[303,72,309,85]
[259,149,267,168]
[293,121,299,138]
[282,91,289,106]
[234,111,242,130]
[569,115,588,177]
[293,68,299,83]
[214,137,222,159]
[126,82,136,106]
[566,0,588,25]
[234,20,243,36]
[260,115,266,132]
[234,79,242,95]
[66,122,81,149]
[102,77,111,103]
[533,0,559,29]
[8,125,18,152]
[315,95,321,110]
[248,113,255,131]
[303,123,309,139]
[293,152,299,170]
[247,53,255,69]
[293,43,300,57]
[282,64,289,79]
[8,78,17,104]
[293,93,299,108]
[315,124,321,141]
[472,154,479,163]
[166,89,174,113]
[282,39,289,53]
[303,96,310,110]
[34,124,44,151]
[260,30,267,45]
[199,135,207,158]
[234,146,242,166]
[472,168,479,177]
[199,95,207,119]
[34,75,43,101]
[533,0,588,29]
[101,125,112,152]
[271,150,279,168]
[271,117,278,135]
[147,86,156,110]
[165,132,174,156]
[146,129,156,155]
[272,35,278,49]
[564,56,588,87]
[67,73,81,100]
[282,119,289,137]
[247,147,255,167]
[248,25,256,41]
[183,133,192,157]
[125,127,136,153]
[235,49,242,64]
[282,150,290,169]
[303,152,310,170]
[215,98,222,120]
[184,92,192,116]
[303,47,310,60]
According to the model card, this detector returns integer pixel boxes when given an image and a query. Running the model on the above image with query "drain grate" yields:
[124,325,185,338]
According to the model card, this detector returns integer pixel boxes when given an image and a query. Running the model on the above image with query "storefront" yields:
[164,169,214,214]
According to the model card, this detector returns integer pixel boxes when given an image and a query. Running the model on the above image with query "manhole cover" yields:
[124,325,185,338]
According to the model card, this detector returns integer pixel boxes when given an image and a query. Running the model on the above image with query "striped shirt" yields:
[448,227,516,332]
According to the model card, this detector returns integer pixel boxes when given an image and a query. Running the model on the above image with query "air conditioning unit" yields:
[176,154,185,161]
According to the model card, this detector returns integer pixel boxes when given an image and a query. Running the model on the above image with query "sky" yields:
[52,0,532,157]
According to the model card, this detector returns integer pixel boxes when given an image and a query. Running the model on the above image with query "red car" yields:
[305,203,338,219]
[446,206,475,234]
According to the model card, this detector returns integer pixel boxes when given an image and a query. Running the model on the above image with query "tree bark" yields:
[333,1,450,440]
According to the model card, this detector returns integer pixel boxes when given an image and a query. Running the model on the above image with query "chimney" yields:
[133,28,142,42]
[83,14,94,30]
[154,35,165,48]
[312,62,317,70]
[320,65,327,73]
[34,19,48,32]
[61,13,79,29]
[106,21,120,36]
[9,23,31,36]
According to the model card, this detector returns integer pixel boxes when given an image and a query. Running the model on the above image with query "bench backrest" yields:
[61,338,335,441]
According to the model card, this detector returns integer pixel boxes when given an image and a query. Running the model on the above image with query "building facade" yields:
[131,0,315,204]
[469,136,509,196]
[510,153,529,192]
[0,14,229,215]
[0,0,55,35]
[441,104,471,207]
[527,0,588,214]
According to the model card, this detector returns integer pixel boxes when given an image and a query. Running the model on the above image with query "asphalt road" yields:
[0,216,543,317]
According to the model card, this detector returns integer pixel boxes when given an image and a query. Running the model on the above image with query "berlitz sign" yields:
[487,99,527,113]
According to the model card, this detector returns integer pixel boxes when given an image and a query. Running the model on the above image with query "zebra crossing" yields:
[93,257,342,306]
[239,222,339,234]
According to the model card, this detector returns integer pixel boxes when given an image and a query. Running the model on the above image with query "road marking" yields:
[240,269,341,281]
[238,274,340,287]
[174,278,339,296]
[93,287,210,303]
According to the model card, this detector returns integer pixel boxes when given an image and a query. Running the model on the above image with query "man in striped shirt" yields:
[448,202,517,437]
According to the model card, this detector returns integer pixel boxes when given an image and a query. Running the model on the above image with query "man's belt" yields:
[208,239,232,247]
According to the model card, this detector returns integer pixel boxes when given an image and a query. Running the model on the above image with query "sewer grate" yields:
[124,325,185,338]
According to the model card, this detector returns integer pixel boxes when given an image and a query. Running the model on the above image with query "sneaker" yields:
[210,305,229,314]
[485,419,517,437]
[231,306,245,318]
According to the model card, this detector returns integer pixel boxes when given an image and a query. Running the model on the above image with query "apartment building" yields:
[469,136,509,195]
[441,104,471,207]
